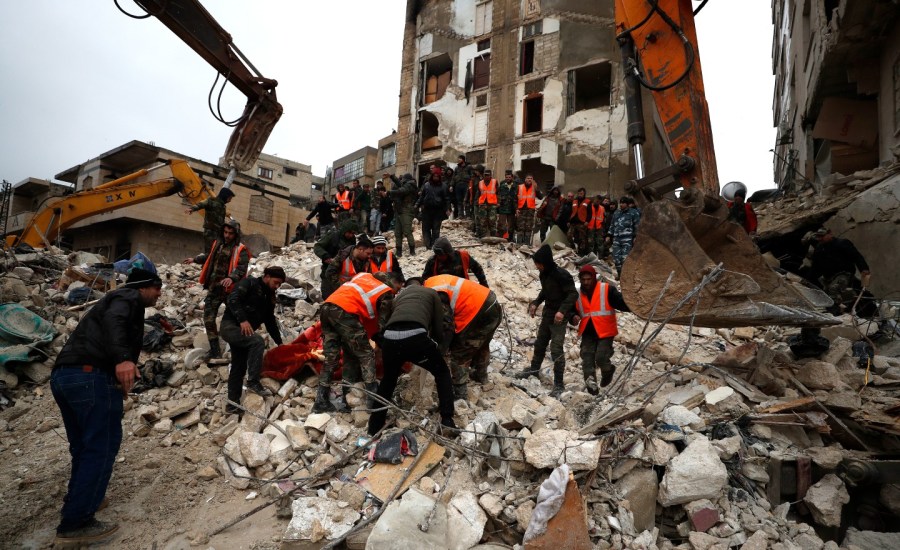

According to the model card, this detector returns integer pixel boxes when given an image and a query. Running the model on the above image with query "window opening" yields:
[567,62,611,115]
[523,94,543,134]
[520,41,535,76]
[473,53,491,90]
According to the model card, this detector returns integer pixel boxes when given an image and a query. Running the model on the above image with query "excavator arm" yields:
[130,0,282,175]
[614,0,836,327]
[7,160,213,249]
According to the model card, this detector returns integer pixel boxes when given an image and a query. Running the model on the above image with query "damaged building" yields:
[394,0,650,195]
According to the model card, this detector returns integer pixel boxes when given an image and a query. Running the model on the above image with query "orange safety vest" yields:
[325,273,393,338]
[335,190,351,211]
[478,179,498,205]
[576,282,618,338]
[570,198,592,223]
[587,203,605,229]
[369,251,395,273]
[432,250,471,280]
[199,240,249,293]
[517,184,536,209]
[339,256,365,283]
[425,274,490,333]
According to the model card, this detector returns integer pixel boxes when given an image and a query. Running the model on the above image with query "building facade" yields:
[6,140,307,261]
[772,0,900,190]
[328,146,379,196]
[226,152,314,199]
[393,0,638,196]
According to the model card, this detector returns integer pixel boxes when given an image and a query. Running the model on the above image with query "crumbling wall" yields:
[823,173,900,298]
[879,18,900,163]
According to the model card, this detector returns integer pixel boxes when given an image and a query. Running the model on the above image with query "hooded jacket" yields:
[223,276,283,345]
[421,236,488,287]
[314,219,360,264]
[388,173,419,214]
[531,244,577,316]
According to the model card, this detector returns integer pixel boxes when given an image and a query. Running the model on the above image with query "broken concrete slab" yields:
[803,474,849,527]
[238,431,271,467]
[658,437,728,506]
[614,468,658,533]
[446,491,487,550]
[284,496,360,543]
[366,488,447,550]
[216,456,250,490]
[685,499,720,533]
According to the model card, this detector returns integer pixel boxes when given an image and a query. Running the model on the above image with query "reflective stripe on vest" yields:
[576,282,617,338]
[571,199,591,222]
[198,240,248,293]
[340,257,358,282]
[325,273,392,338]
[336,190,350,210]
[478,179,498,205]
[587,204,605,229]
[345,278,390,319]
[369,252,393,273]
[517,184,536,209]
[432,250,472,281]
[425,274,490,333]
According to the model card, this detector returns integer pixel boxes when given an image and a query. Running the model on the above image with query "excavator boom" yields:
[7,160,212,250]
[614,0,836,327]
[131,0,282,173]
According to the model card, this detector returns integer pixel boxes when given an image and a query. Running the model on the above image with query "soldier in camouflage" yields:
[516,175,542,245]
[496,170,518,240]
[451,155,473,219]
[475,169,499,238]
[607,196,641,276]
[386,173,418,257]
[186,187,234,252]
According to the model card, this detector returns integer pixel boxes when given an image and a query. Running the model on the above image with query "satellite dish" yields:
[721,181,747,201]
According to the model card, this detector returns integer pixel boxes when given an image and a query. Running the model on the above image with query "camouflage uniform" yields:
[448,296,502,388]
[580,333,614,384]
[516,208,536,246]
[590,225,606,258]
[190,196,227,252]
[477,205,497,238]
[318,303,378,387]
[389,174,418,256]
[496,179,517,240]
[609,208,642,275]
[567,222,590,255]
[322,245,371,299]
[194,236,250,350]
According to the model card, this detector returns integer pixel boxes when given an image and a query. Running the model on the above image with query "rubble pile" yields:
[1,219,899,549]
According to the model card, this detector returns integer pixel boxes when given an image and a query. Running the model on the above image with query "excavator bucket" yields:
[619,198,840,328]
[221,96,283,173]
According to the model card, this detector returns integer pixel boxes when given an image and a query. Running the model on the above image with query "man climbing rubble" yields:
[421,236,489,287]
[368,278,457,436]
[312,271,401,414]
[322,234,374,299]
[185,186,234,252]
[569,265,630,394]
[51,268,162,545]
[516,244,578,398]
[313,219,361,298]
[808,228,874,316]
[220,266,286,410]
[185,218,250,359]
[425,274,502,401]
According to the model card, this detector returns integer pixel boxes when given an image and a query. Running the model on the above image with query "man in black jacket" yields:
[809,228,873,315]
[51,268,162,544]
[421,236,489,287]
[221,266,286,410]
[367,279,457,435]
[515,245,578,398]
[313,219,361,296]
[416,169,451,250]
[307,195,340,235]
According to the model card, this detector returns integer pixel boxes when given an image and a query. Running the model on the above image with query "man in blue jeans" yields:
[51,268,162,544]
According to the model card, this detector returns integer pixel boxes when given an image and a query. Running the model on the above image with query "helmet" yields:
[721,181,748,202]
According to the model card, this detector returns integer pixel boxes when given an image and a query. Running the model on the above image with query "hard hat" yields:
[721,181,748,201]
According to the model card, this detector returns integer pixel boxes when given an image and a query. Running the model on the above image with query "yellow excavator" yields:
[614,0,836,328]
[5,0,282,249]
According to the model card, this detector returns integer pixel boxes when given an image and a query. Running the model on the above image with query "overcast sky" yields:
[0,1,775,193]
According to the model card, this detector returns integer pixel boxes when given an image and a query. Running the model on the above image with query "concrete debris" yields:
[283,496,360,542]
[658,437,728,506]
[803,474,850,527]
[366,489,448,549]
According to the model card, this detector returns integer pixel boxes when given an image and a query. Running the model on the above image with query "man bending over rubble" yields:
[51,268,162,545]
[516,244,578,398]
[425,274,502,400]
[313,272,401,414]
[421,236,489,287]
[569,265,630,394]
[368,277,457,435]
[221,266,286,411]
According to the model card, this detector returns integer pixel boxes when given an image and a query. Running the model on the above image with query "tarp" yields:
[0,303,56,367]
[113,251,157,275]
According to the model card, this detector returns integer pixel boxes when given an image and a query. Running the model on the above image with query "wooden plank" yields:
[759,397,817,414]
[355,442,445,503]
[707,369,767,403]
[767,457,783,505]
[579,406,642,436]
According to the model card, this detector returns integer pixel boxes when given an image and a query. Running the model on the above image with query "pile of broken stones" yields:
[1,219,899,549]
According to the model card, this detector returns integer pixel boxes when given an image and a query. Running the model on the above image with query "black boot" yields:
[207,338,221,359]
[311,385,336,413]
[470,368,488,384]
[514,366,540,379]
[453,384,468,401]
[365,382,379,409]
[247,379,272,397]
[584,373,599,396]
[336,386,351,413]
[600,367,616,388]
[549,368,565,398]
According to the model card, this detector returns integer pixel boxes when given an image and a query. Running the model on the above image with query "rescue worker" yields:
[497,170,518,240]
[307,194,340,236]
[323,234,374,298]
[51,268,162,545]
[425,274,502,400]
[334,183,353,224]
[516,174,542,245]
[416,166,451,249]
[185,186,234,252]
[567,188,593,255]
[601,198,617,257]
[726,186,758,235]
[313,219,361,298]
[451,155,473,219]
[368,278,457,435]
[569,265,629,394]
[588,194,606,257]
[353,181,371,233]
[515,244,578,398]
[185,218,250,359]
[369,235,404,281]
[221,266,286,409]
[537,185,562,242]
[421,236,489,287]
[386,172,418,257]
[556,191,575,233]
[809,228,873,316]
[475,169,499,238]
[312,272,401,413]
[607,196,641,276]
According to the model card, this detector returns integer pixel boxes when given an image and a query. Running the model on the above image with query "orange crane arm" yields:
[8,160,213,249]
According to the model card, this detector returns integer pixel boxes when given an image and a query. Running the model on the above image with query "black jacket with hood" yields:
[531,244,577,316]
[224,276,283,346]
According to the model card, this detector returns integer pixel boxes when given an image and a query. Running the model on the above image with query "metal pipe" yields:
[632,144,645,180]
[94,162,170,191]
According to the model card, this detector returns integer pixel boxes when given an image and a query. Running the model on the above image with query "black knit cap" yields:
[263,266,287,280]
[125,268,162,289]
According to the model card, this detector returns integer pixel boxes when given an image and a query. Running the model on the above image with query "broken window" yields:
[523,20,542,39]
[523,93,543,134]
[380,144,396,168]
[520,41,535,76]
[473,53,491,90]
[335,157,364,184]
[475,1,493,36]
[477,39,491,52]
[283,167,298,176]
[257,167,273,179]
[420,112,441,151]
[249,194,274,225]
[422,54,453,106]
[567,62,612,115]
